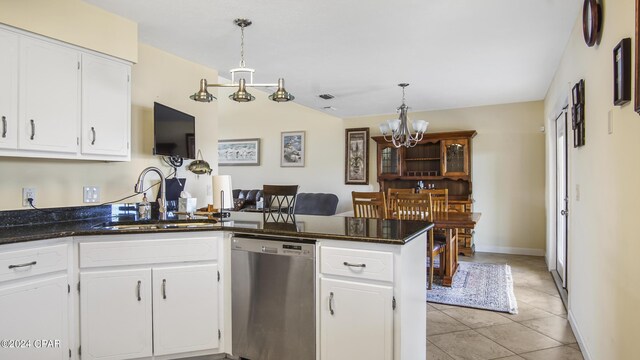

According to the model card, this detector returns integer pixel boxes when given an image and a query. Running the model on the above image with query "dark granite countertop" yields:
[0,205,432,246]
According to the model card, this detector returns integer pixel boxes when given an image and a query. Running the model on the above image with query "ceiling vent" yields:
[318,94,335,100]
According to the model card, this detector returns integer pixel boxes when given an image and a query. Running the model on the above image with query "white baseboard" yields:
[568,310,593,360]
[475,245,545,256]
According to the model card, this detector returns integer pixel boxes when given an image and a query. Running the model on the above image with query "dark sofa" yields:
[232,189,338,215]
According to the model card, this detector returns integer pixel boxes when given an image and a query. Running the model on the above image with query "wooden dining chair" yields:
[387,188,414,219]
[352,191,388,219]
[418,188,449,212]
[396,192,446,290]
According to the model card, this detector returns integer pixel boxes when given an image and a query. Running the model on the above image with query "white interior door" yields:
[555,112,568,288]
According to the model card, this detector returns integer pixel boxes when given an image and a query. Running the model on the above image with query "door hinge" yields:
[127,74,130,82]
[77,281,80,293]
[78,346,81,356]
[77,61,80,70]
[392,296,396,310]
[218,329,221,340]
[76,137,79,146]
[68,348,71,358]
[217,270,220,282]
[68,284,70,294]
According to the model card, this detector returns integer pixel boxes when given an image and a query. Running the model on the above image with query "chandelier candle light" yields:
[379,83,428,148]
[190,18,294,103]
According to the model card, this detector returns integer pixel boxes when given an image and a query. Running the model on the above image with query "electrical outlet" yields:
[22,187,36,207]
[83,186,100,203]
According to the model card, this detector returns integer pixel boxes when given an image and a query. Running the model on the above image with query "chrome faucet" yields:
[134,167,167,220]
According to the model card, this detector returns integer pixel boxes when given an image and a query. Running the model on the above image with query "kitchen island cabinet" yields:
[78,233,223,360]
[0,209,431,360]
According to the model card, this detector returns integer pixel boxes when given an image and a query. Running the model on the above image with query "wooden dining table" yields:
[431,211,482,286]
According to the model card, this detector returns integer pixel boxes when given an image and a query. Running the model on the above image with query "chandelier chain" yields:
[239,25,245,68]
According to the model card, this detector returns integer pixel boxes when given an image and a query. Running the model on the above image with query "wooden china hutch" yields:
[373,130,477,255]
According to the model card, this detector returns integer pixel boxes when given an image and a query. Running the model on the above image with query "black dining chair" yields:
[262,185,299,222]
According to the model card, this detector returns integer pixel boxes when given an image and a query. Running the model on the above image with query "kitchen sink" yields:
[95,220,218,231]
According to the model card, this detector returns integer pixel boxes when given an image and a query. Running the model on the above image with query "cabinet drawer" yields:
[320,247,393,282]
[80,238,217,268]
[0,244,68,282]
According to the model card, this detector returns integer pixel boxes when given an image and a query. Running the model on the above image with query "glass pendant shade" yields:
[190,79,216,102]
[388,119,401,132]
[379,122,390,135]
[229,78,256,102]
[269,78,295,102]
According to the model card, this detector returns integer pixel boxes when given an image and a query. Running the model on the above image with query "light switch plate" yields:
[83,186,100,203]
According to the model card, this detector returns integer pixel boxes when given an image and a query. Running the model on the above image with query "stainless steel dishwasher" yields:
[231,235,316,360]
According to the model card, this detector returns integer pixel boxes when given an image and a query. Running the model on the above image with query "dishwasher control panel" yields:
[232,236,315,258]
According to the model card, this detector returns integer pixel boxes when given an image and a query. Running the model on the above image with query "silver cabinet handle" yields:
[329,292,335,315]
[30,119,35,140]
[8,261,37,269]
[137,280,142,301]
[1,116,6,138]
[91,126,96,145]
[343,261,366,268]
[162,279,167,299]
[561,209,568,216]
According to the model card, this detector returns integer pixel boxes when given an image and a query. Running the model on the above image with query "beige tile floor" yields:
[427,253,584,360]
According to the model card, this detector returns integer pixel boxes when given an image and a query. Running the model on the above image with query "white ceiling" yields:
[86,0,582,118]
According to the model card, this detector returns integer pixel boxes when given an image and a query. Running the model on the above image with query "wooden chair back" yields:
[387,188,414,217]
[352,191,388,219]
[395,193,431,221]
[419,188,449,213]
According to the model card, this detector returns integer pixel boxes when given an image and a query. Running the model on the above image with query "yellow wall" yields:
[217,87,352,212]
[0,0,137,62]
[0,25,218,210]
[544,0,640,358]
[347,101,546,255]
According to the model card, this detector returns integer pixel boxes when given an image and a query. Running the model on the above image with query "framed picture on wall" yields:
[635,0,640,113]
[281,131,305,167]
[613,38,631,106]
[345,128,369,185]
[218,138,260,166]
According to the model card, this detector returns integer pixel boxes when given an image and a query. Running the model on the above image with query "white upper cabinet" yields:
[81,53,131,157]
[19,36,80,153]
[0,25,132,161]
[0,28,18,150]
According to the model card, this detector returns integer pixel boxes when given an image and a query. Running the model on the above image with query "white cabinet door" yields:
[320,278,393,360]
[19,36,79,153]
[0,275,69,360]
[80,269,152,360]
[0,28,18,149]
[81,53,130,157]
[153,263,219,355]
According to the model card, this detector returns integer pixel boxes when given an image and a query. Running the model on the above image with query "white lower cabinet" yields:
[0,240,70,360]
[320,277,393,360]
[78,234,222,360]
[319,237,427,360]
[80,268,153,360]
[0,274,70,360]
[152,264,219,355]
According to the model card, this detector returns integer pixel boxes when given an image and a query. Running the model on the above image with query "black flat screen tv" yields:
[153,102,195,159]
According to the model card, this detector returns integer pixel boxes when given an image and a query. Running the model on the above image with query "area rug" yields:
[427,261,518,314]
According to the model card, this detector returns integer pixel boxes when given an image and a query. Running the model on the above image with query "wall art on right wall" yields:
[613,38,631,106]
[572,79,586,148]
[635,0,640,113]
